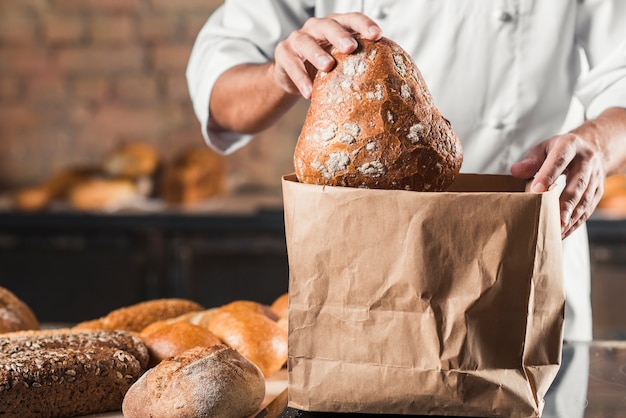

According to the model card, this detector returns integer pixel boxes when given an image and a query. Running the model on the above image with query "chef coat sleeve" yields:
[186,0,314,154]
[574,0,626,120]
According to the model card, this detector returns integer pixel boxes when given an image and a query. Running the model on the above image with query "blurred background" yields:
[0,0,624,340]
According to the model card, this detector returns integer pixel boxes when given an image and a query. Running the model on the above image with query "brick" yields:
[152,44,193,73]
[0,0,49,14]
[0,77,23,102]
[72,76,113,102]
[56,45,145,74]
[89,16,135,44]
[164,74,191,102]
[90,104,186,138]
[49,0,142,14]
[115,74,159,103]
[184,15,210,41]
[43,15,85,44]
[0,47,53,75]
[138,15,180,42]
[0,105,36,127]
[0,13,39,45]
[26,73,68,104]
[149,0,218,14]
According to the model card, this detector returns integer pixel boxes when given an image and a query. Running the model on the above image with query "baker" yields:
[186,1,626,342]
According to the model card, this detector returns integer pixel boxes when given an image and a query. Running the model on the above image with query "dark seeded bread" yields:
[0,330,149,418]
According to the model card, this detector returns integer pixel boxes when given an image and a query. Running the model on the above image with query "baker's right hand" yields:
[273,12,382,99]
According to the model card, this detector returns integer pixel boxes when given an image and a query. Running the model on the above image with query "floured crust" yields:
[294,35,463,191]
[122,345,265,418]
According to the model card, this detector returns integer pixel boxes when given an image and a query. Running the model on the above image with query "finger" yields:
[328,12,383,41]
[274,42,314,97]
[562,172,603,236]
[532,134,578,193]
[510,144,548,180]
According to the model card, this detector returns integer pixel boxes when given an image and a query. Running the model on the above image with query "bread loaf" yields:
[0,330,149,418]
[122,345,265,418]
[141,321,222,367]
[208,309,287,377]
[68,178,139,211]
[0,286,39,334]
[294,35,463,191]
[218,300,279,321]
[102,142,159,179]
[73,298,204,333]
[270,293,288,319]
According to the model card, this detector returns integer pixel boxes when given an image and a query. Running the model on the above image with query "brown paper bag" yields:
[282,173,565,418]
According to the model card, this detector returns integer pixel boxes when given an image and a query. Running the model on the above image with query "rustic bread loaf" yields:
[294,35,463,191]
[68,178,139,211]
[218,300,279,321]
[141,321,222,367]
[122,345,265,418]
[0,286,39,334]
[0,330,149,418]
[73,298,205,333]
[208,309,288,377]
[102,142,160,179]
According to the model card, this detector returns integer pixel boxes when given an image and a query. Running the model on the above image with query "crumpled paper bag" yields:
[282,173,564,418]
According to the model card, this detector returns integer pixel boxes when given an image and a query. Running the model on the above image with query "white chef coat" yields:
[187,0,626,341]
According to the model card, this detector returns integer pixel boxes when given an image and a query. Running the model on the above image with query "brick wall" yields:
[0,0,306,194]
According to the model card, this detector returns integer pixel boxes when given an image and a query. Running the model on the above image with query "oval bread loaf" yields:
[294,35,463,192]
[0,286,39,334]
[122,345,265,418]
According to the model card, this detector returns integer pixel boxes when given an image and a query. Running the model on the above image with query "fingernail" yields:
[316,55,332,69]
[340,37,357,51]
[301,84,312,98]
[531,181,545,193]
[561,210,571,226]
[368,26,381,38]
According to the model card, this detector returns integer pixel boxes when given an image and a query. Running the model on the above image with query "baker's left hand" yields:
[510,132,606,239]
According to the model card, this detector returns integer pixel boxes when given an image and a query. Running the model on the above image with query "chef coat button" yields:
[489,118,506,130]
[494,10,514,23]
[373,6,389,19]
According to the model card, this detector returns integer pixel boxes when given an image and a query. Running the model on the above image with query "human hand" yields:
[273,12,383,99]
[510,132,606,239]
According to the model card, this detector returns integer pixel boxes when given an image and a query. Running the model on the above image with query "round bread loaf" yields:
[102,142,159,179]
[208,309,287,377]
[270,293,288,319]
[294,35,463,191]
[0,286,39,334]
[218,300,279,321]
[122,345,265,418]
[141,321,222,367]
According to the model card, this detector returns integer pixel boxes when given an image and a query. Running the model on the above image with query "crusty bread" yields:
[159,146,226,205]
[139,308,220,335]
[270,293,288,319]
[0,330,149,418]
[294,35,463,191]
[208,309,287,377]
[218,300,279,321]
[68,178,139,211]
[0,286,39,334]
[73,298,204,333]
[122,345,265,418]
[102,142,159,179]
[141,321,222,367]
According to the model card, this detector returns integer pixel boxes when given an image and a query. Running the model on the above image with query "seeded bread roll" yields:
[0,330,149,418]
[294,35,463,191]
[122,345,265,418]
[0,286,39,334]
[73,298,205,333]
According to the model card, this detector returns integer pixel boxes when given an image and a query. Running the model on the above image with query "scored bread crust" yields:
[0,330,149,418]
[294,35,463,192]
[122,345,265,418]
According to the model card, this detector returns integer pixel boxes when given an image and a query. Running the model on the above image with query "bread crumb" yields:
[357,161,385,177]
[407,123,424,143]
[366,85,384,100]
[393,54,407,77]
[343,56,367,76]
[325,152,350,177]
[401,83,411,100]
